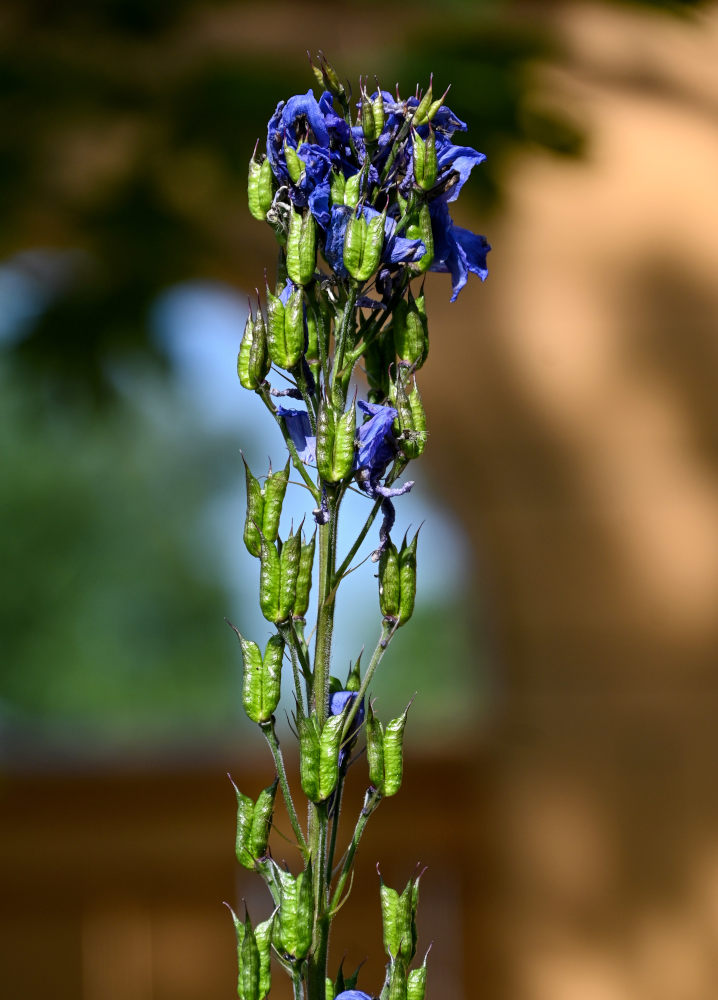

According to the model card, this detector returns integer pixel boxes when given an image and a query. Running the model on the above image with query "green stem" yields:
[292,967,305,1000]
[326,772,345,881]
[341,621,396,742]
[260,721,309,860]
[280,622,307,717]
[329,787,382,914]
[333,497,382,584]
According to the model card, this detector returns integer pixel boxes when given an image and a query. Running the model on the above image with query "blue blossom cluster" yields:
[243,60,490,534]
[264,81,489,300]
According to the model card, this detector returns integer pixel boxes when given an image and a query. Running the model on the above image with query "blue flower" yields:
[275,406,316,464]
[356,400,397,477]
[324,206,425,278]
[434,134,486,203]
[429,199,490,302]
[335,992,372,1000]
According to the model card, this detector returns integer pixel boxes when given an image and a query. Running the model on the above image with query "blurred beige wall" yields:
[422,3,718,998]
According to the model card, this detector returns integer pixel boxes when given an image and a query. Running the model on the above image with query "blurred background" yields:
[2,0,718,998]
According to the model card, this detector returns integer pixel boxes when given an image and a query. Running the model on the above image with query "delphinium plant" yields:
[229,53,489,1000]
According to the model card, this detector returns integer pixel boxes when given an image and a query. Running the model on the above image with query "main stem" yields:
[307,486,339,1000]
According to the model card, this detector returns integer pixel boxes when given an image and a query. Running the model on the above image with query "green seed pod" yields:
[284,141,304,184]
[293,531,316,619]
[407,967,427,1000]
[249,777,278,861]
[396,881,416,962]
[394,375,426,462]
[412,127,438,191]
[310,52,346,101]
[361,86,385,142]
[236,629,283,724]
[254,918,274,1000]
[265,283,287,368]
[343,173,361,208]
[383,705,409,797]
[380,874,402,957]
[243,458,265,557]
[412,79,435,127]
[248,152,275,222]
[345,651,361,693]
[343,208,386,283]
[299,716,321,802]
[237,306,270,391]
[364,329,396,400]
[240,912,261,1000]
[278,527,302,622]
[283,286,305,369]
[326,979,335,1000]
[406,204,434,274]
[318,712,345,800]
[366,701,386,793]
[388,957,407,1000]
[378,540,401,620]
[394,288,429,369]
[287,206,317,286]
[295,866,313,959]
[317,400,356,483]
[231,778,256,869]
[262,460,289,543]
[398,531,419,627]
[330,170,346,207]
[275,867,313,961]
[259,535,281,623]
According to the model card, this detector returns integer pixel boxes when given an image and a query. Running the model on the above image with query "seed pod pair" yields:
[273,865,313,961]
[393,288,429,369]
[248,150,275,223]
[266,282,305,370]
[361,84,385,143]
[310,52,346,103]
[233,629,283,724]
[378,530,419,626]
[229,907,273,1000]
[299,712,346,802]
[392,374,427,461]
[231,775,278,869]
[379,868,423,964]
[411,127,437,191]
[366,701,409,797]
[259,524,303,624]
[343,208,386,282]
[237,303,270,391]
[293,531,316,620]
[287,206,317,286]
[243,459,289,558]
[316,400,356,483]
[412,78,446,127]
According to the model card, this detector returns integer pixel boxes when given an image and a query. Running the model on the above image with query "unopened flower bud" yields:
[248,150,275,222]
[287,206,317,286]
